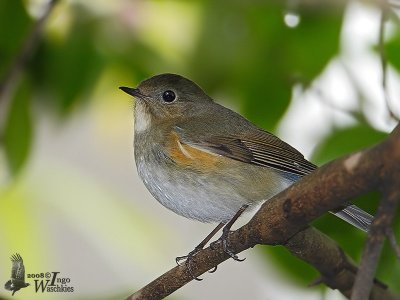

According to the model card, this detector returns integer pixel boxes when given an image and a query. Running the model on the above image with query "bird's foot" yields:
[176,247,204,281]
[175,222,226,280]
[210,229,245,262]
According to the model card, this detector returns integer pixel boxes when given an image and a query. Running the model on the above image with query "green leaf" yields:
[385,30,400,72]
[187,2,344,130]
[3,79,33,175]
[260,245,319,285]
[29,4,104,115]
[0,0,32,79]
[283,6,343,83]
[312,125,388,165]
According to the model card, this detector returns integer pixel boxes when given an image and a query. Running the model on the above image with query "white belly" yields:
[136,154,249,223]
[135,149,294,223]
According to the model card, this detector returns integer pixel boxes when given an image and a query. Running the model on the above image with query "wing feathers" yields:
[245,141,316,175]
[197,138,253,163]
[176,126,316,176]
[10,253,25,281]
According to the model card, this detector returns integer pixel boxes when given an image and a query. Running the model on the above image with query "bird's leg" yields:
[176,222,225,281]
[210,204,249,262]
[176,222,225,264]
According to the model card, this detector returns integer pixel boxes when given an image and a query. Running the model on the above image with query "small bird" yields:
[4,253,30,296]
[120,74,373,266]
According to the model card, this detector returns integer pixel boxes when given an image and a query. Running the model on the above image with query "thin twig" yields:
[341,61,374,122]
[378,7,400,121]
[351,182,400,300]
[0,0,59,129]
[312,85,367,124]
[386,228,400,259]
[349,5,400,299]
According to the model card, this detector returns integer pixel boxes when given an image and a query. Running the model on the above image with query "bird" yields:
[4,253,30,296]
[119,73,373,269]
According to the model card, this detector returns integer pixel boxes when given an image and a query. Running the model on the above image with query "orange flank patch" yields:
[166,131,223,171]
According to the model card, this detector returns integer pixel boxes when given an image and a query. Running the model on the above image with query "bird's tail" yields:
[332,204,373,232]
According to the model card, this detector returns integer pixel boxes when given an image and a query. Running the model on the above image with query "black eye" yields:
[162,90,176,102]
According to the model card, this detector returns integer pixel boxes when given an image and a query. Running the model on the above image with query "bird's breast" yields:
[165,131,223,172]
[134,130,295,223]
[134,132,245,222]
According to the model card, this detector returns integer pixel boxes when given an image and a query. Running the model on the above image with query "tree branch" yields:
[350,5,400,297]
[0,0,59,129]
[351,149,400,299]
[126,123,400,300]
[386,228,400,259]
[285,227,389,299]
[377,4,400,121]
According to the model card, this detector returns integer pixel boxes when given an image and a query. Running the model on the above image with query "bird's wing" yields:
[10,254,26,281]
[174,124,317,176]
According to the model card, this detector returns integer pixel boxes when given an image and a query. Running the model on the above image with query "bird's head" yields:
[120,73,214,132]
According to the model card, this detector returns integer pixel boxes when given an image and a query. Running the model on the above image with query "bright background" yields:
[0,0,399,299]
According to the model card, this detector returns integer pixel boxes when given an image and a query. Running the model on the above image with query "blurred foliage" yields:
[31,6,106,114]
[386,28,400,72]
[0,0,400,299]
[3,78,33,175]
[312,124,388,165]
[0,0,33,79]
[188,2,343,129]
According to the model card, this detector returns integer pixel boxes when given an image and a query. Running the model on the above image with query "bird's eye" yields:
[162,90,176,102]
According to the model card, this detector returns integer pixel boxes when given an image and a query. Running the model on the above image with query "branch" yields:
[285,227,389,298]
[386,228,400,259]
[126,123,400,300]
[377,5,400,121]
[0,0,59,128]
[351,180,400,300]
[350,3,400,298]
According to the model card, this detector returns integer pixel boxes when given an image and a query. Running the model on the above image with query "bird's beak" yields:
[119,86,148,99]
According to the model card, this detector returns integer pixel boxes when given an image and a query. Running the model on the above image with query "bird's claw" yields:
[175,248,203,281]
[175,215,247,280]
[175,254,189,266]
[208,265,218,273]
[210,230,246,262]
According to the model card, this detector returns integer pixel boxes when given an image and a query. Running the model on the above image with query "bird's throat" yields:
[134,101,152,133]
